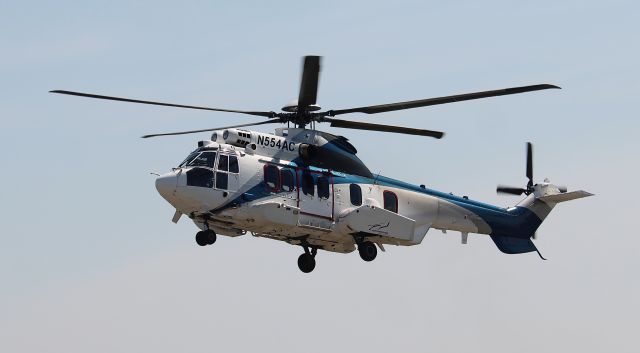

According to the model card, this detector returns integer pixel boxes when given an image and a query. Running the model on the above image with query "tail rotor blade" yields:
[497,185,526,195]
[526,142,534,188]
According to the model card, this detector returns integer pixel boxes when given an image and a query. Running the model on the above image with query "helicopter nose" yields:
[155,172,178,200]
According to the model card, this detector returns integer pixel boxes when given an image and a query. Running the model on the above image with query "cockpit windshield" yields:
[179,150,217,168]
[179,151,199,167]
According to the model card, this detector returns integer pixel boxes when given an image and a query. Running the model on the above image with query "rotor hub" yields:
[281,102,321,113]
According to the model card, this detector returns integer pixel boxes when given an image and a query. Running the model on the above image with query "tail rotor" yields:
[497,142,536,196]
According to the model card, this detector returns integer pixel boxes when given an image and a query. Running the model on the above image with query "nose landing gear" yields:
[195,229,217,246]
[297,246,317,273]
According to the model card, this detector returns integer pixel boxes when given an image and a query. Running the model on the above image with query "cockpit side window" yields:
[212,153,238,191]
[229,156,239,173]
[217,154,229,171]
[215,172,228,190]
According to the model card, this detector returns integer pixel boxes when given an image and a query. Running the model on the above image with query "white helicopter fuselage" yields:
[155,128,591,257]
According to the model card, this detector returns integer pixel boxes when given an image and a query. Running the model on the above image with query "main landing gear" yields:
[358,241,377,262]
[195,229,216,246]
[295,241,378,273]
[297,246,317,273]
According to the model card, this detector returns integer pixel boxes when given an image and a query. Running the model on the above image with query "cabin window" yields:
[383,191,398,213]
[186,168,214,188]
[281,169,295,192]
[217,154,229,171]
[350,184,362,206]
[215,172,228,190]
[229,156,239,173]
[317,176,330,199]
[264,165,280,191]
[302,172,314,196]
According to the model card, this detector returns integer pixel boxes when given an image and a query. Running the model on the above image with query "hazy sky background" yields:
[1,1,638,352]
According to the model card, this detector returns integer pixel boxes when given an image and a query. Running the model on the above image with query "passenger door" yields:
[263,164,298,208]
[297,169,333,220]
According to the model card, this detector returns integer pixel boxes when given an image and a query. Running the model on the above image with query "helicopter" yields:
[51,56,592,273]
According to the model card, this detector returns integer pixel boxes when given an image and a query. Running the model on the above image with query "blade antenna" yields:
[526,142,534,192]
[535,247,547,261]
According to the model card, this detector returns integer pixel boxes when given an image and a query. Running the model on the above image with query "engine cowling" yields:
[298,143,372,178]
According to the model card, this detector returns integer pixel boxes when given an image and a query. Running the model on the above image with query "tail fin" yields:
[519,186,593,224]
[491,235,547,260]
[491,186,593,258]
[491,140,593,258]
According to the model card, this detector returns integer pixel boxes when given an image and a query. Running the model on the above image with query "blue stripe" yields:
[210,168,543,239]
[331,172,542,238]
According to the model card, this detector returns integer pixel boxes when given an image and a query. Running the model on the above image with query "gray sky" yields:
[1,1,638,352]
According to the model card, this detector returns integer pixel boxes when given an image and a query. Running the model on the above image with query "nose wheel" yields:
[195,229,216,246]
[297,246,317,273]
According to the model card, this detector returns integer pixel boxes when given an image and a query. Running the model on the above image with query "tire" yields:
[195,231,208,246]
[205,229,217,245]
[297,253,316,273]
[358,241,377,262]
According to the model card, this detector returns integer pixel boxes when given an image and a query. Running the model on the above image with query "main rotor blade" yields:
[327,84,560,116]
[322,118,444,139]
[50,90,276,118]
[497,185,526,195]
[526,142,533,187]
[141,120,278,138]
[297,56,321,109]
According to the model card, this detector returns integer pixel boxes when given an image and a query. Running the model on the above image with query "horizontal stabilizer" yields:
[539,190,593,204]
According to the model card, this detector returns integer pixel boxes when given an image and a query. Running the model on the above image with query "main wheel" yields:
[204,229,217,245]
[358,241,377,262]
[297,253,316,273]
[195,231,208,246]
